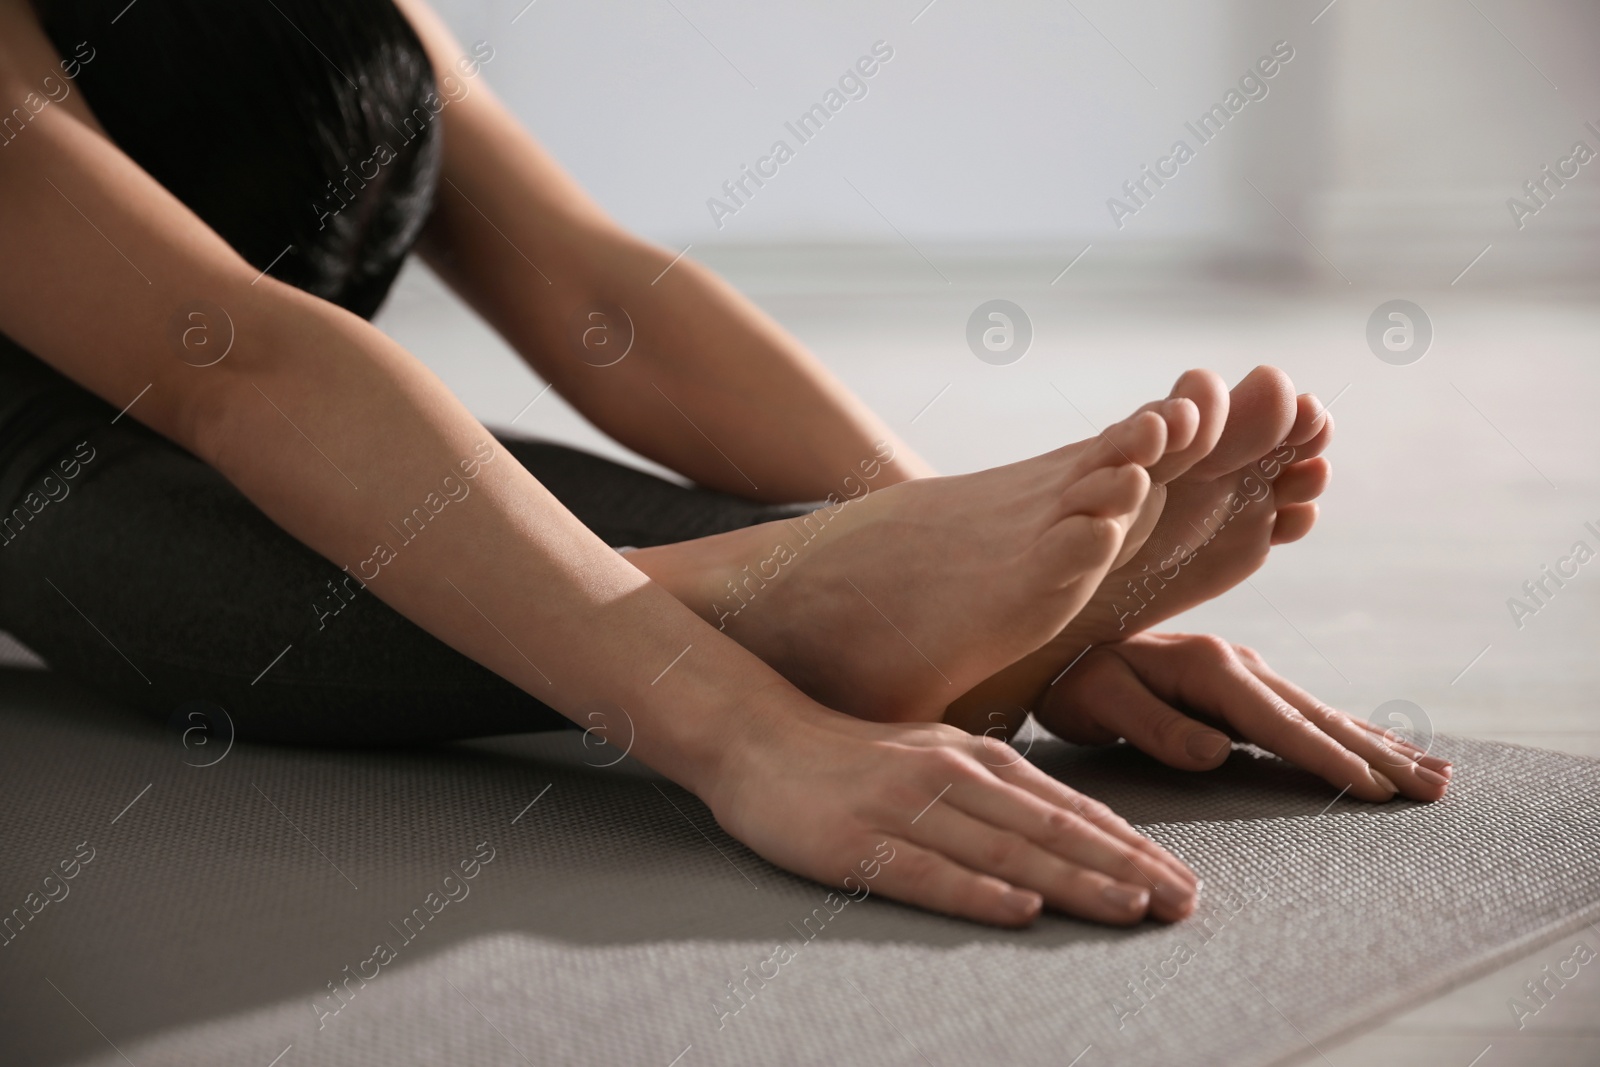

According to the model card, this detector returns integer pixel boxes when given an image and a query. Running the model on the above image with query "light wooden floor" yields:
[376,265,1600,1066]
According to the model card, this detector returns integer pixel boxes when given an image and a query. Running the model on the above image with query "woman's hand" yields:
[702,697,1199,927]
[1035,632,1453,803]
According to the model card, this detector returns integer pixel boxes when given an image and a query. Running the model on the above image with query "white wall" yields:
[433,0,1600,284]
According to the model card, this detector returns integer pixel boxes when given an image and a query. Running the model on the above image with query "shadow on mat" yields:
[0,669,1419,1064]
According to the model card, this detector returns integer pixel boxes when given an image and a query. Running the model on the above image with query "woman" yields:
[0,0,1449,929]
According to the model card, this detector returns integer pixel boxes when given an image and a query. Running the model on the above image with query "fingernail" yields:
[1167,862,1200,888]
[1368,766,1398,798]
[1413,765,1449,787]
[1152,880,1193,910]
[1419,756,1453,777]
[1102,884,1150,913]
[1001,888,1040,920]
[1371,746,1411,769]
[1186,731,1231,762]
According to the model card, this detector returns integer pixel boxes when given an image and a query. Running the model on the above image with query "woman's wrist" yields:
[640,673,813,809]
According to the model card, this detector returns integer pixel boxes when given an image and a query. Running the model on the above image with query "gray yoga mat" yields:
[1,666,1597,1067]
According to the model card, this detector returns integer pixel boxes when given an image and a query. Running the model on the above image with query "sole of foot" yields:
[630,392,1205,722]
[947,365,1334,728]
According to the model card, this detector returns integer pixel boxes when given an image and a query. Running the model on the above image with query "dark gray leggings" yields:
[0,335,808,745]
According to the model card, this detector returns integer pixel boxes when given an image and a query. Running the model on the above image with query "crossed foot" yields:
[631,366,1332,729]
[629,391,1201,721]
[945,364,1334,731]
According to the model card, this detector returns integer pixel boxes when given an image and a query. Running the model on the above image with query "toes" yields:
[1057,462,1150,520]
[1286,409,1334,463]
[1094,409,1168,469]
[1123,396,1197,460]
[1039,514,1125,581]
[1153,397,1200,454]
[1273,457,1331,505]
[1271,502,1318,545]
[1181,366,1298,482]
[1146,369,1228,484]
[1287,393,1330,447]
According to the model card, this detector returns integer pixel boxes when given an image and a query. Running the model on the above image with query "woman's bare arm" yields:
[393,0,934,503]
[0,12,768,795]
[0,5,1199,928]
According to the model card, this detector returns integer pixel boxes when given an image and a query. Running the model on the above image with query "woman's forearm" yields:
[511,228,937,503]
[394,0,932,502]
[423,192,933,502]
[0,31,805,799]
[193,283,795,795]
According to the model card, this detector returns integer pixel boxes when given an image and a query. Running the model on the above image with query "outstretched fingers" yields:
[1050,648,1235,772]
[940,761,1195,921]
[1237,651,1451,802]
[1352,717,1455,774]
[973,736,1199,910]
[1038,634,1453,806]
[906,803,1154,924]
[1110,634,1404,803]
[864,836,1043,927]
[869,734,1199,925]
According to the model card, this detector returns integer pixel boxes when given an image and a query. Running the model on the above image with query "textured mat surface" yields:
[1,668,1598,1067]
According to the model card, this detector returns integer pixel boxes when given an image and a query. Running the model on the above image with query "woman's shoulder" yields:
[12,0,443,322]
[0,0,101,135]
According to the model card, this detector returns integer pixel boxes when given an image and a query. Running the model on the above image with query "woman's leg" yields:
[0,336,808,746]
[0,322,1171,745]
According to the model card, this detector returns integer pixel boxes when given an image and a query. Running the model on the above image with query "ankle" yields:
[943,638,1095,736]
[625,525,771,626]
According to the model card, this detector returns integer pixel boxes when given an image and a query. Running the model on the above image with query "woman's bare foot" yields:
[947,366,1334,732]
[629,395,1201,722]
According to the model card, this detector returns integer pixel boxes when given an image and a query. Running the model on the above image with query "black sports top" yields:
[33,0,442,320]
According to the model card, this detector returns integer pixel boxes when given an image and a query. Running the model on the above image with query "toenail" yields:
[1163,397,1199,422]
[1185,731,1231,762]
